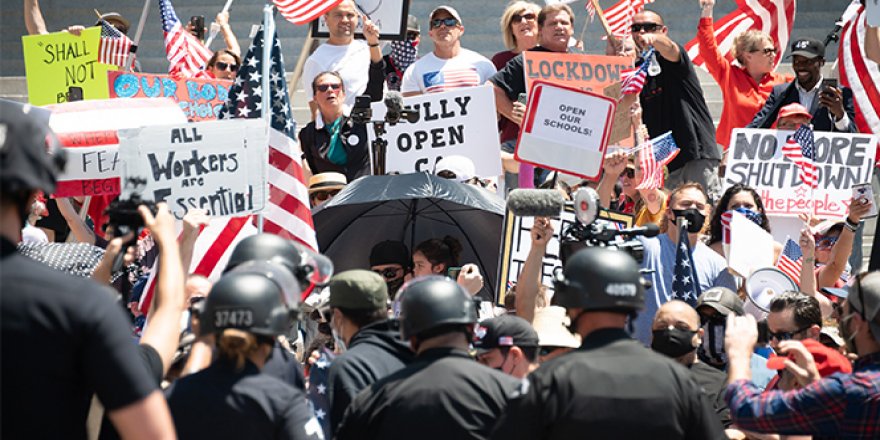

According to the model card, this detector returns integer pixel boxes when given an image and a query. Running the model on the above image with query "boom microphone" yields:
[506,189,565,217]
[384,91,420,124]
[616,223,660,238]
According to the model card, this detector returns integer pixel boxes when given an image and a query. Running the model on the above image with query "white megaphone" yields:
[572,187,599,226]
[744,267,798,315]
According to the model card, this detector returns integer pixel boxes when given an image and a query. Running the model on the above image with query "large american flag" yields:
[781,124,817,189]
[423,68,482,94]
[671,224,701,307]
[684,0,795,71]
[620,48,653,95]
[275,0,344,25]
[98,20,134,68]
[839,2,880,136]
[775,238,803,285]
[636,131,679,190]
[219,21,318,250]
[604,0,655,38]
[159,0,213,78]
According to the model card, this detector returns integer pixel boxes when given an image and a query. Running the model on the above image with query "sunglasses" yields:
[437,170,458,179]
[215,61,239,72]
[431,18,459,29]
[315,83,342,93]
[373,267,402,279]
[512,12,537,23]
[815,235,839,250]
[311,189,340,202]
[620,168,635,179]
[539,346,565,357]
[767,325,811,342]
[630,22,663,33]
[751,47,778,55]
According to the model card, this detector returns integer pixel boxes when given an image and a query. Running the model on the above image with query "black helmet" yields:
[398,276,477,340]
[200,272,292,338]
[227,260,302,315]
[0,100,65,194]
[553,247,645,313]
[225,234,303,276]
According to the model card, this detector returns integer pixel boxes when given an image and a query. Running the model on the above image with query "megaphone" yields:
[745,267,798,313]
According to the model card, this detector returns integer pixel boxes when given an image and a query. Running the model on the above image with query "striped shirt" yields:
[401,49,496,95]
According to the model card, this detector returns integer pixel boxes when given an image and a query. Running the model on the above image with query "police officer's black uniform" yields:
[335,277,520,440]
[491,248,726,440]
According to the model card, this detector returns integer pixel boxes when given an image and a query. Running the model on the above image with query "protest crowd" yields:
[5,0,880,438]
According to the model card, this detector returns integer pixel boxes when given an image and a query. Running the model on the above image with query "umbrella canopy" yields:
[313,173,505,299]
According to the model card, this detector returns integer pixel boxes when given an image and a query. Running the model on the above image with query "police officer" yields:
[165,272,323,439]
[336,276,520,440]
[491,247,726,439]
[0,101,175,439]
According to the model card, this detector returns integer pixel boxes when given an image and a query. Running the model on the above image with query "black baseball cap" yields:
[696,287,744,316]
[0,100,64,194]
[790,37,825,59]
[473,315,539,354]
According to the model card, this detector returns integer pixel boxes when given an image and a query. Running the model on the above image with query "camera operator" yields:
[298,72,374,182]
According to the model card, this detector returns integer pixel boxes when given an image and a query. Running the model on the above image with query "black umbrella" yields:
[313,173,505,299]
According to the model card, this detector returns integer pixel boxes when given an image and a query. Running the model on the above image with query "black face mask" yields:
[651,327,697,358]
[386,277,405,299]
[672,208,706,233]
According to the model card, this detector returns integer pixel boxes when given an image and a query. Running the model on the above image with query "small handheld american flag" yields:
[620,48,654,95]
[158,0,213,78]
[636,131,679,190]
[775,238,804,285]
[781,124,818,189]
[98,20,134,68]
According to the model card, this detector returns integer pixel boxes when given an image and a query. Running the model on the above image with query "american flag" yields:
[275,0,344,25]
[306,348,336,439]
[775,238,803,285]
[671,224,701,306]
[98,20,133,68]
[423,68,482,94]
[604,0,655,38]
[620,48,653,95]
[635,131,679,190]
[684,0,795,71]
[585,0,596,22]
[219,21,318,250]
[720,210,733,245]
[839,2,880,136]
[159,0,213,78]
[781,124,818,189]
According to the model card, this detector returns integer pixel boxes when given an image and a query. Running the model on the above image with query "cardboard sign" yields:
[118,119,269,220]
[496,208,633,303]
[523,52,633,95]
[311,0,410,40]
[22,27,114,106]
[108,72,232,121]
[724,128,878,218]
[515,81,615,180]
[369,85,502,177]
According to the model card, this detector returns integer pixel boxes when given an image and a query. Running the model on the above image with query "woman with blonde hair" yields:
[696,0,791,151]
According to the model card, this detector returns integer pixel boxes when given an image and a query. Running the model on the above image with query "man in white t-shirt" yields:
[301,0,385,112]
[401,6,496,96]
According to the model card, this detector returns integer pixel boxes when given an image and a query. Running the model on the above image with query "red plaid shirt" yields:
[725,351,880,439]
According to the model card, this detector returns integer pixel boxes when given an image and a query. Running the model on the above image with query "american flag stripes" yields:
[720,210,733,245]
[838,2,880,136]
[604,0,654,37]
[620,49,653,94]
[636,131,679,190]
[219,22,318,250]
[585,0,597,22]
[684,0,795,71]
[422,68,482,94]
[159,0,213,78]
[274,0,344,25]
[98,20,134,68]
[671,224,701,306]
[781,124,818,189]
[775,238,804,285]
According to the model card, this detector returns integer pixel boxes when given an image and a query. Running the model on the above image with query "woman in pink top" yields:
[697,0,791,150]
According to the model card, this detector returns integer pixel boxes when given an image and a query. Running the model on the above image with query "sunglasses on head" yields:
[215,61,239,72]
[751,47,778,55]
[311,189,340,202]
[431,18,459,29]
[767,325,811,342]
[316,83,342,93]
[373,267,402,279]
[512,12,537,23]
[630,22,663,33]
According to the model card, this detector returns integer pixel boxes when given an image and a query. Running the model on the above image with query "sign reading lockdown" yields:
[724,128,878,218]
[118,119,269,220]
[523,52,633,95]
[22,27,114,106]
[515,81,615,180]
[108,71,232,121]
[369,85,502,177]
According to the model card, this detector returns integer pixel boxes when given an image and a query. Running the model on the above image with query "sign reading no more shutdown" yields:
[118,119,269,220]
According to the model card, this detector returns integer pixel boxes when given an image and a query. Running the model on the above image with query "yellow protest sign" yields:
[22,27,114,106]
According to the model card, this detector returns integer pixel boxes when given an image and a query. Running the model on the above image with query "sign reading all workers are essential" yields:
[22,27,115,105]
[515,81,615,180]
[523,52,633,95]
[108,71,232,121]
[118,119,269,220]
[369,85,502,177]
[723,128,878,218]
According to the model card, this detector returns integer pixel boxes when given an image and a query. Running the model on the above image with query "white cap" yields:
[434,155,475,182]
[429,5,463,24]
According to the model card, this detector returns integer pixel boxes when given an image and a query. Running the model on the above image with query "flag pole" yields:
[258,4,275,233]
[590,0,615,40]
[128,0,151,72]
[204,0,235,49]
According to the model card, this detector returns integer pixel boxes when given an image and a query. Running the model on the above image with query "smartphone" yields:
[852,183,878,218]
[66,86,83,102]
[821,78,838,93]
[190,15,205,41]
[517,93,528,105]
[447,266,462,280]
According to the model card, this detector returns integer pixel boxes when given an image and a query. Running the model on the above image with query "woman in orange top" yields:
[697,0,791,150]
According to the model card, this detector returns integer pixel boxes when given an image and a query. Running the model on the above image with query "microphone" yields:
[615,223,660,238]
[383,91,420,125]
[506,189,565,217]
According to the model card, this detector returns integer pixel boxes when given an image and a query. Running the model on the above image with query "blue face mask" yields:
[730,207,762,226]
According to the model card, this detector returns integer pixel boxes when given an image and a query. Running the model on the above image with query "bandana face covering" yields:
[729,207,762,226]
[698,320,728,368]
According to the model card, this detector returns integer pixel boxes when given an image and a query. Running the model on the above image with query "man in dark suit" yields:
[748,38,856,132]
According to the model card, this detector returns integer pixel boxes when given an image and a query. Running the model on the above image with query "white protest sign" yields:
[118,119,269,220]
[724,128,878,219]
[726,210,775,277]
[369,85,502,177]
[515,80,616,180]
